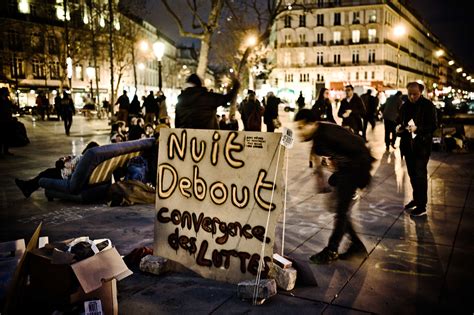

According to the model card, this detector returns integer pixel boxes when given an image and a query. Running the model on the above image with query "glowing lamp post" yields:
[86,66,95,104]
[153,42,165,92]
[393,24,406,88]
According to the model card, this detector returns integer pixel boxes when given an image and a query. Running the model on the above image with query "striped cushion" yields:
[88,151,141,185]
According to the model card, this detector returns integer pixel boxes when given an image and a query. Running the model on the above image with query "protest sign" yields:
[154,129,284,283]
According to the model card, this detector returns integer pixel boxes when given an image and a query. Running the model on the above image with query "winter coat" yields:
[263,96,280,124]
[337,94,366,133]
[382,95,402,122]
[312,99,335,123]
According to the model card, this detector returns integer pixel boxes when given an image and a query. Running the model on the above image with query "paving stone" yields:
[139,255,168,275]
[269,263,297,291]
[237,279,277,302]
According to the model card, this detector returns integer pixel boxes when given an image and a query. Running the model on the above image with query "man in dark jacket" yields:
[360,89,378,141]
[397,82,437,217]
[143,91,156,124]
[175,74,240,129]
[337,85,366,136]
[382,91,402,150]
[60,91,75,136]
[295,109,374,264]
[263,92,281,132]
[115,90,130,124]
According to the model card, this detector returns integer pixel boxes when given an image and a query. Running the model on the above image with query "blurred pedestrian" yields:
[60,91,75,136]
[263,92,281,132]
[156,91,168,123]
[175,73,240,129]
[360,89,378,141]
[397,82,437,217]
[338,85,366,137]
[382,91,402,150]
[295,109,374,264]
[54,93,62,120]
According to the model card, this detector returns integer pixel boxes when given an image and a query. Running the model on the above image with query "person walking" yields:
[397,82,437,217]
[60,91,75,136]
[115,90,130,124]
[360,89,378,140]
[296,91,305,111]
[312,88,336,123]
[295,109,375,264]
[337,85,366,137]
[175,73,240,129]
[54,93,62,120]
[242,90,264,131]
[263,92,281,132]
[382,91,402,150]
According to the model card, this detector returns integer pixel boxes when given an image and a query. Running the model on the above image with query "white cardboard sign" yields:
[154,129,284,283]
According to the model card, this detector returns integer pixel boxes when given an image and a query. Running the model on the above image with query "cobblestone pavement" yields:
[1,113,473,314]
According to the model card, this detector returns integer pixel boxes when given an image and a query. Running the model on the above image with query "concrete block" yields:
[237,279,277,303]
[139,255,168,275]
[269,263,297,291]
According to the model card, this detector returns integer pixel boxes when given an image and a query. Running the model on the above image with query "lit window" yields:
[352,30,360,43]
[368,29,377,42]
[18,0,30,14]
[333,31,341,43]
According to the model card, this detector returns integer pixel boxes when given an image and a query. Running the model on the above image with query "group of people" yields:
[115,90,168,127]
[238,90,282,132]
[295,81,437,264]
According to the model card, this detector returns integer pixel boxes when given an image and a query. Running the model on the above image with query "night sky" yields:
[138,0,473,72]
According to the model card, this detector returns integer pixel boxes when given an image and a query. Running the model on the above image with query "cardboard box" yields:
[26,246,132,315]
[0,239,26,304]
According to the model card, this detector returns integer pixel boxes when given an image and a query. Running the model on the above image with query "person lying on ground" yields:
[15,142,99,198]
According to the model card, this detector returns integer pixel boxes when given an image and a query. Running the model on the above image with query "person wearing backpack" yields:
[242,90,264,131]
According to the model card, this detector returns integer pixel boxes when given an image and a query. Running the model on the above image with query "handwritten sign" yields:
[154,129,284,283]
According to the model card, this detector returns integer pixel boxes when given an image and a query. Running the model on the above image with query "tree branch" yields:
[162,0,205,39]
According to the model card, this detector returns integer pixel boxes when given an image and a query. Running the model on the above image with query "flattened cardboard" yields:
[71,247,132,294]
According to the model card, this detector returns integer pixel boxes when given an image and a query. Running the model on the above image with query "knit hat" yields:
[186,74,202,87]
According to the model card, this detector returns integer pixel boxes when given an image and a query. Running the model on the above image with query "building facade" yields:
[0,0,180,108]
[269,0,472,101]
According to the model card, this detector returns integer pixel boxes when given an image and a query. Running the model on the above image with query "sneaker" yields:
[309,247,338,264]
[15,178,33,198]
[410,207,427,217]
[339,242,368,260]
[352,193,360,200]
[404,200,417,210]
[391,144,397,149]
[386,145,390,151]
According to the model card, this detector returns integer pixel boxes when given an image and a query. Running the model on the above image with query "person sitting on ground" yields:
[128,117,145,141]
[110,121,126,143]
[15,142,99,198]
[144,123,155,138]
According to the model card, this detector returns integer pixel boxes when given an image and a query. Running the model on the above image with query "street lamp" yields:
[393,24,406,88]
[246,35,257,47]
[86,66,95,104]
[435,49,444,58]
[153,41,165,92]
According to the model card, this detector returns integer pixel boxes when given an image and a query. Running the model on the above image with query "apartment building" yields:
[269,0,469,99]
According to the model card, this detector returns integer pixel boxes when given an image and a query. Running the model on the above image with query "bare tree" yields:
[162,0,225,78]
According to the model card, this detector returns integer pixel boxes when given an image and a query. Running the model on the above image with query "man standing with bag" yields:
[397,82,437,217]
